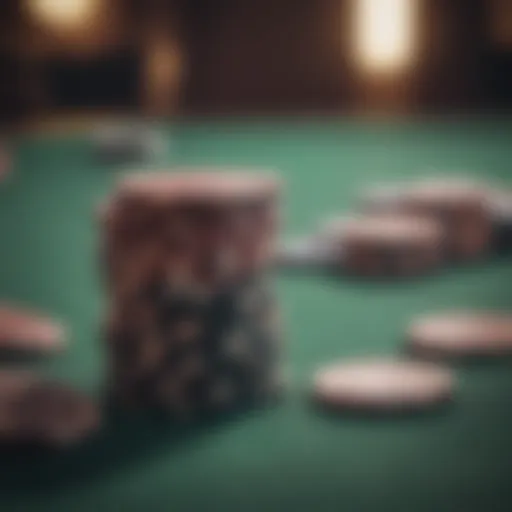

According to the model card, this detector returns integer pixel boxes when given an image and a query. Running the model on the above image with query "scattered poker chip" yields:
[407,312,512,358]
[91,123,167,165]
[320,214,444,277]
[0,305,66,354]
[0,371,99,447]
[313,359,454,413]
[274,234,337,270]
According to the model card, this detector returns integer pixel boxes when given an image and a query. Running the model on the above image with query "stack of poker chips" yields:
[360,179,492,261]
[319,214,444,277]
[98,171,283,419]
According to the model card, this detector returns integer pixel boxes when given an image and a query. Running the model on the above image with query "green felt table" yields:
[1,118,512,512]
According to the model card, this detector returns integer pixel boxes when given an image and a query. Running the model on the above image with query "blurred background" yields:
[0,0,511,130]
[0,5,512,512]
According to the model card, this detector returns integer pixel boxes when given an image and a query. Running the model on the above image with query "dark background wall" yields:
[181,0,353,113]
[180,0,511,113]
[0,0,511,126]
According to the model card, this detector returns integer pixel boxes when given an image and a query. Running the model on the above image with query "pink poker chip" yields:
[313,359,454,412]
[0,305,66,353]
[408,312,512,358]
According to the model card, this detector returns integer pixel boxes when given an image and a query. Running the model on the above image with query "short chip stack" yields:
[98,171,283,419]
[361,180,492,261]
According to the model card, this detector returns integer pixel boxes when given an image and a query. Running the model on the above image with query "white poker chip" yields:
[274,234,338,269]
[408,312,512,358]
[313,359,454,412]
[91,122,167,163]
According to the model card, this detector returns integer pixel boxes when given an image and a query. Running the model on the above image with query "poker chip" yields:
[408,312,512,358]
[274,234,337,270]
[320,214,444,277]
[0,305,66,354]
[0,371,99,447]
[313,359,454,413]
[91,123,167,165]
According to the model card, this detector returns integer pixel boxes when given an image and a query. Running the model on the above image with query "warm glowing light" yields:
[143,39,184,114]
[148,44,181,85]
[354,0,417,74]
[27,0,99,29]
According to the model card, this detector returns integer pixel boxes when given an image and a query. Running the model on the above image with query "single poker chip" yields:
[313,359,454,413]
[0,305,66,354]
[116,170,280,206]
[408,312,512,358]
[0,372,100,447]
[274,234,337,269]
[320,214,443,276]
[91,123,167,165]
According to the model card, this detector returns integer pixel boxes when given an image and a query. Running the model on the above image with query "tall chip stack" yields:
[98,171,283,420]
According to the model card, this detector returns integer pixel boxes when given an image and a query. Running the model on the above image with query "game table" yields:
[1,117,512,512]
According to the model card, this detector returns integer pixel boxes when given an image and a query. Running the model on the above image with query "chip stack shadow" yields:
[98,171,283,420]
